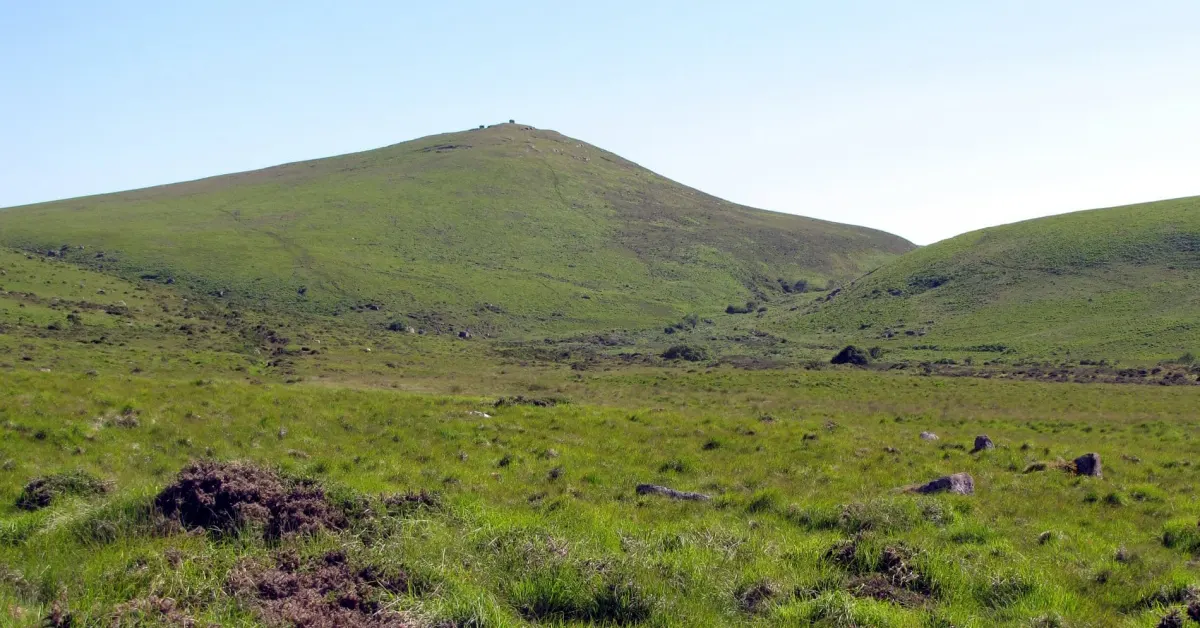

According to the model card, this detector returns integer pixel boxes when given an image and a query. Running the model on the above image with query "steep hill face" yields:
[796,196,1200,360]
[0,123,913,336]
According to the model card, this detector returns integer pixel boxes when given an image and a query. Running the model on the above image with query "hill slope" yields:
[793,196,1200,360]
[0,123,912,336]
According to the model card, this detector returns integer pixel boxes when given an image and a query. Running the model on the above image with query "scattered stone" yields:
[919,432,939,441]
[1070,453,1102,477]
[908,472,974,495]
[635,483,711,502]
[971,435,995,453]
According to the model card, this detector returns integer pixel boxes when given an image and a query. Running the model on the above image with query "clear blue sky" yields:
[2,1,1198,244]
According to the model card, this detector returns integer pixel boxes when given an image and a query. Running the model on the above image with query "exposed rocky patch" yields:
[635,484,711,502]
[494,396,563,408]
[908,473,974,496]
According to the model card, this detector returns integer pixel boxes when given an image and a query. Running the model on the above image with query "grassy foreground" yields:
[1,369,1199,626]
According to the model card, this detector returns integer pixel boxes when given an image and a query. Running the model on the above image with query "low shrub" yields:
[16,470,112,511]
[1162,519,1200,553]
[662,345,709,362]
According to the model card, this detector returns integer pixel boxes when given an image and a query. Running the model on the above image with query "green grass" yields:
[779,196,1200,363]
[0,124,912,338]
[0,367,1198,626]
[1,134,1199,625]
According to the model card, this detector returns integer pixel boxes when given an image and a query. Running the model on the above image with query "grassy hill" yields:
[0,123,912,337]
[788,196,1200,362]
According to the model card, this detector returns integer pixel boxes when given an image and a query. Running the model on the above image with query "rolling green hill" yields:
[790,196,1200,361]
[0,123,912,337]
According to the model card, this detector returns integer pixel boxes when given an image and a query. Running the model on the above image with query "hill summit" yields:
[0,123,913,335]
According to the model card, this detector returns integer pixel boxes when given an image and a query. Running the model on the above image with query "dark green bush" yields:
[662,345,708,362]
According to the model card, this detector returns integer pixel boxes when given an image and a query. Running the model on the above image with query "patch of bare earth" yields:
[154,460,345,539]
[228,549,419,628]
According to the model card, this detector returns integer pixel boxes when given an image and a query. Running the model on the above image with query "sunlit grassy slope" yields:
[789,196,1200,361]
[0,123,912,337]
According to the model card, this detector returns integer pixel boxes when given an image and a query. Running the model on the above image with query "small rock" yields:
[1072,453,1102,477]
[636,484,711,501]
[919,431,939,441]
[971,435,995,453]
[909,472,974,495]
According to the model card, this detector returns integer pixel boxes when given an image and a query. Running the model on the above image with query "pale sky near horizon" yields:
[2,1,1198,245]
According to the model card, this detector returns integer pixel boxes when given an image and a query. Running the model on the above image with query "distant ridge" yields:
[797,196,1200,360]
